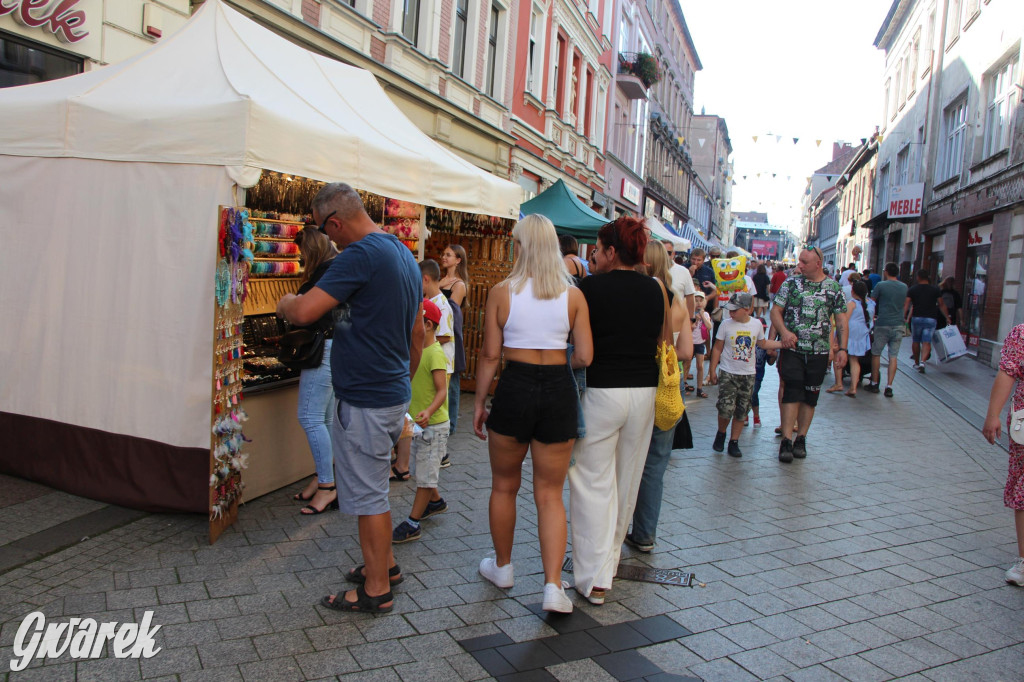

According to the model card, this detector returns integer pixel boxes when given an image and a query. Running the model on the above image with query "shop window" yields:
[0,34,82,88]
[982,56,1018,159]
[963,244,990,351]
[452,0,468,78]
[402,0,420,45]
[939,96,968,181]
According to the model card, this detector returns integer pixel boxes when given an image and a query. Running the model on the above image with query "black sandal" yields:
[389,466,410,482]
[321,585,394,613]
[346,563,403,586]
[300,486,339,515]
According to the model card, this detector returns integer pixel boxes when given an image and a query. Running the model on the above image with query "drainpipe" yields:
[918,0,950,264]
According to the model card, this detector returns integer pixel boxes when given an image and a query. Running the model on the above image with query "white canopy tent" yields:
[0,0,521,512]
[645,217,691,252]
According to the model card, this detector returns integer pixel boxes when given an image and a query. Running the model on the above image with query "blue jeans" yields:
[448,373,460,437]
[297,339,336,484]
[630,422,677,544]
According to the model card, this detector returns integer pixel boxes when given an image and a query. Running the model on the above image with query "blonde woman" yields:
[473,214,593,613]
[288,227,340,514]
[627,241,692,553]
[440,244,470,443]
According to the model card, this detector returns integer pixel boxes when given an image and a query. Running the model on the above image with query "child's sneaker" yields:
[753,416,762,427]
[712,431,726,452]
[479,557,514,588]
[439,453,451,468]
[1007,557,1024,586]
[542,582,573,613]
[727,440,742,458]
[392,520,421,544]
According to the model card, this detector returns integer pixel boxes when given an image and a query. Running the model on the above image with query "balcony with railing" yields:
[616,52,659,100]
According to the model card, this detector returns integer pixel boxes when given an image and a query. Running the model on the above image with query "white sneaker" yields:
[479,557,514,588]
[542,582,573,613]
[1007,557,1024,586]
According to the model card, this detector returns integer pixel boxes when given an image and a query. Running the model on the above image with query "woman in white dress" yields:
[843,280,875,397]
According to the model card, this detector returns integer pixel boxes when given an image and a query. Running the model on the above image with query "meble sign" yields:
[888,183,925,219]
[0,0,90,43]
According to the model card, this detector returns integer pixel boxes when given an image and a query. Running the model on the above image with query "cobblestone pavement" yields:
[1,361,1022,681]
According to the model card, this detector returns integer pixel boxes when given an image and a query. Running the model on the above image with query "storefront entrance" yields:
[963,244,990,353]
[0,32,82,88]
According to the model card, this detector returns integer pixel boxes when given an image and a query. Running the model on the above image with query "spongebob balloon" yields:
[712,256,747,292]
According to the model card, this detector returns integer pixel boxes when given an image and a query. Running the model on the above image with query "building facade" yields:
[808,187,841,270]
[872,0,1024,365]
[834,135,878,273]
[799,143,858,244]
[0,0,191,87]
[690,114,733,243]
[509,0,612,203]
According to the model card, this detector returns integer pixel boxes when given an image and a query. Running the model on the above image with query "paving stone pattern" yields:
[0,364,1022,680]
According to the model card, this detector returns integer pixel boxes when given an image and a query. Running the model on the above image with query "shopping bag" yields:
[931,326,968,363]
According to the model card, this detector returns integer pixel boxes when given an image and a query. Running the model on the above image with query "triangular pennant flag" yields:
[753,136,758,143]
[815,140,822,147]
[775,135,781,143]
[698,138,706,147]
[787,176,791,181]
[861,138,867,145]
[843,174,850,182]
[757,173,761,178]
[772,173,777,178]
[826,175,833,181]
[677,136,685,145]
[743,175,747,180]
[793,138,799,145]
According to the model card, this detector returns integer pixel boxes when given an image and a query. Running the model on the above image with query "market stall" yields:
[519,179,607,244]
[0,0,520,541]
[644,217,691,251]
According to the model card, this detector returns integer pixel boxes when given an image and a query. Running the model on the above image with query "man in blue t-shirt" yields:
[278,183,423,614]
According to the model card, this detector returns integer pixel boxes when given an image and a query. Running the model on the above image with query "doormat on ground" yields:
[562,556,696,587]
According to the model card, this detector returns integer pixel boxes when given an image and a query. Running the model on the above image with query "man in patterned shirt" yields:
[770,246,849,463]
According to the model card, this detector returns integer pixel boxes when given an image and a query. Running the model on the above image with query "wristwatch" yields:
[838,348,848,352]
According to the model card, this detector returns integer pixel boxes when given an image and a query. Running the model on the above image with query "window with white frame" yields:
[877,163,890,213]
[485,3,501,98]
[895,146,909,186]
[924,11,934,73]
[526,6,544,95]
[618,13,631,55]
[452,0,468,78]
[893,66,902,114]
[940,96,968,181]
[882,78,891,126]
[983,56,1018,158]
[402,0,420,45]
[946,0,961,47]
[908,31,919,95]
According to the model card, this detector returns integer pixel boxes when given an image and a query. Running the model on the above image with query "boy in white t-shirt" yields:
[709,292,783,457]
[419,260,454,374]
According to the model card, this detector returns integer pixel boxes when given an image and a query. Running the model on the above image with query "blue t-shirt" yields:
[315,232,422,408]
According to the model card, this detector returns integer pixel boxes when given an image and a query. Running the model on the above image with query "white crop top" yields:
[503,279,570,350]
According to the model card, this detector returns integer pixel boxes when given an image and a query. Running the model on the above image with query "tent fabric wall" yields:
[0,0,521,219]
[645,217,691,251]
[519,180,607,243]
[0,157,233,450]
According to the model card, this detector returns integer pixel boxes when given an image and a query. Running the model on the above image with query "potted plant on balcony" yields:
[634,52,660,88]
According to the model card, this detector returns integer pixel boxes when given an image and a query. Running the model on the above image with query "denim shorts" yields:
[693,343,707,356]
[911,317,937,343]
[486,361,578,443]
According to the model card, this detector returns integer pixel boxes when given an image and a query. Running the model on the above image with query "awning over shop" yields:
[681,222,712,253]
[519,179,608,243]
[0,0,521,218]
[645,217,691,251]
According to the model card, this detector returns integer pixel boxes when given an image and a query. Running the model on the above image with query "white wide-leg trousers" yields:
[568,385,656,597]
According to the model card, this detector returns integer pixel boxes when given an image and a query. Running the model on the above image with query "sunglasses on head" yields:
[802,244,823,259]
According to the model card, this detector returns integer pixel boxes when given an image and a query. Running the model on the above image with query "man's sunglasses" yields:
[318,210,337,235]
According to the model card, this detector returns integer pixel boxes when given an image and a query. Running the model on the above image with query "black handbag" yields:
[277,327,326,370]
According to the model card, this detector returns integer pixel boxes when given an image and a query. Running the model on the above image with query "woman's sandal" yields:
[346,563,404,586]
[696,389,708,399]
[321,585,394,613]
[389,466,410,482]
[684,385,695,393]
[300,486,339,515]
[293,487,316,502]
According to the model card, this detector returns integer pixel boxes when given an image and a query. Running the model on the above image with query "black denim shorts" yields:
[486,361,578,444]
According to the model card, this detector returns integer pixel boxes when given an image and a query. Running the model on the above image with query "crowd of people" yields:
[275,183,1021,615]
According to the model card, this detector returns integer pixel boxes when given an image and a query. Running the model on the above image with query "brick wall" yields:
[373,0,389,28]
[371,36,385,62]
[439,0,451,65]
[301,0,320,26]
[474,2,488,90]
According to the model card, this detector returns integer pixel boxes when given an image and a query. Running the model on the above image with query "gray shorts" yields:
[332,400,408,515]
[871,325,904,357]
[411,422,449,488]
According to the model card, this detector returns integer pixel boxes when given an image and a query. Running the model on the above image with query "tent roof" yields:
[520,180,607,243]
[0,0,520,218]
[645,217,691,251]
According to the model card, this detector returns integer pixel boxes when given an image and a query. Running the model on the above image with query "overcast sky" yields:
[677,0,893,234]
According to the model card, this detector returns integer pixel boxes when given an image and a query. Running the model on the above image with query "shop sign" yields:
[621,179,640,205]
[887,183,924,219]
[661,206,673,222]
[644,197,656,218]
[0,0,101,59]
[967,224,992,248]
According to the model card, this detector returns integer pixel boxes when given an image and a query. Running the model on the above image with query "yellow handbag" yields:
[654,279,684,431]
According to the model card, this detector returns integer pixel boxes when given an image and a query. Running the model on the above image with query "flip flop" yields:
[389,466,410,482]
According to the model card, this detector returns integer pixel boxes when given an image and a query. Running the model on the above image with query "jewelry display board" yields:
[424,208,516,390]
[210,206,255,543]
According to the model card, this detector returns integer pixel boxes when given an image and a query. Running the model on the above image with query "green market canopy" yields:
[520,179,607,243]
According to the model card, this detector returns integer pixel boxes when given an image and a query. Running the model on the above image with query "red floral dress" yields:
[998,324,1024,510]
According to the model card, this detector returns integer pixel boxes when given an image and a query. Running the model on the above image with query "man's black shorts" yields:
[778,350,830,407]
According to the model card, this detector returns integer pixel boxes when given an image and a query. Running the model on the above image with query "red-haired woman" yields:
[568,216,668,605]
